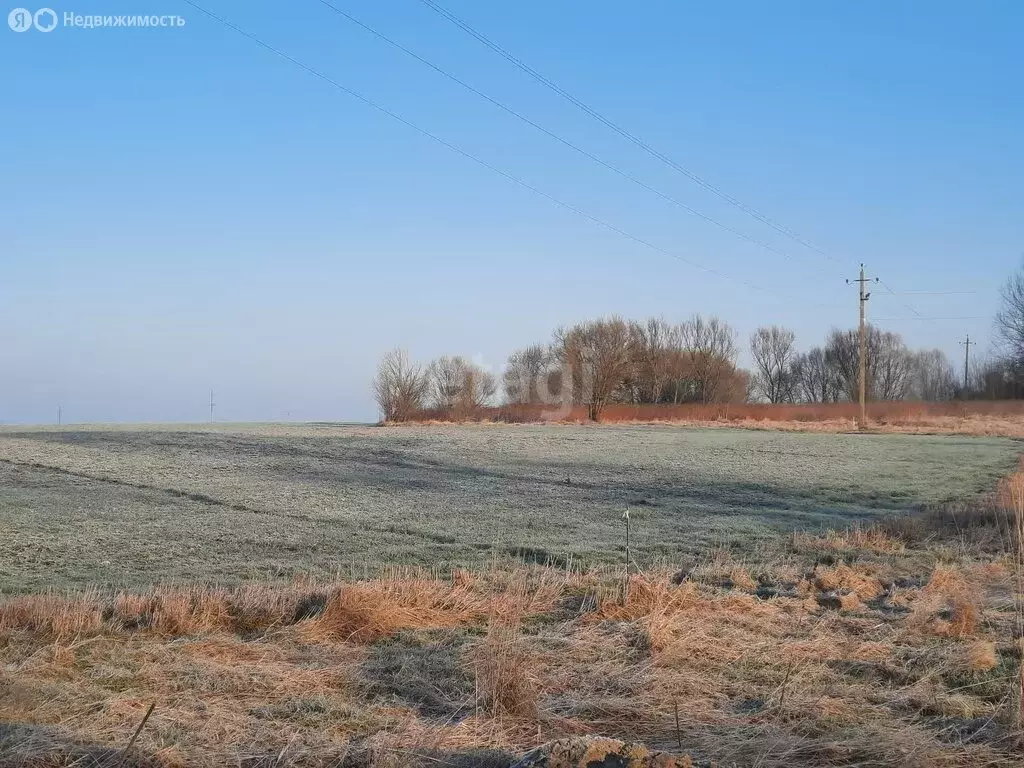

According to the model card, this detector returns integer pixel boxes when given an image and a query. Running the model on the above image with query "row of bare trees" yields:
[373,321,967,421]
[374,315,749,422]
[748,324,958,403]
[504,315,749,419]
[372,351,496,422]
[374,318,965,421]
[373,262,1024,420]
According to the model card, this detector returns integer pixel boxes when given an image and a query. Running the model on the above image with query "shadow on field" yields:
[0,723,159,767]
[5,426,1004,591]
[3,430,899,531]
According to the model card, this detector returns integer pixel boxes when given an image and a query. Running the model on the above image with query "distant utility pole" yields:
[847,264,878,430]
[209,390,215,423]
[959,334,976,393]
[57,405,62,426]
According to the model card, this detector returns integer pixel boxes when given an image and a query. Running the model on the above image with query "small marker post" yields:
[621,507,631,604]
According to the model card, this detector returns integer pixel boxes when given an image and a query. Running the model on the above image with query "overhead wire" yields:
[894,291,978,296]
[177,0,832,309]
[872,316,982,322]
[180,0,974,332]
[419,0,978,333]
[418,0,845,267]
[313,0,835,281]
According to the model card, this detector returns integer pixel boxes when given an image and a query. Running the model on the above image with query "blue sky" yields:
[2,1,1021,423]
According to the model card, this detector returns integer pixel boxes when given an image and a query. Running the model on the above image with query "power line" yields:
[893,290,979,296]
[875,280,981,326]
[177,0,830,309]
[418,1,986,328]
[877,277,927,320]
[419,0,845,268]
[872,316,982,322]
[313,0,834,281]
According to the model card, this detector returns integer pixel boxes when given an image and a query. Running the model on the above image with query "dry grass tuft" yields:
[795,524,906,554]
[727,566,758,591]
[812,564,884,600]
[835,591,863,612]
[925,564,971,594]
[470,614,540,720]
[0,572,566,646]
[300,580,477,644]
[943,598,980,639]
[928,691,995,719]
[592,576,700,624]
[851,640,892,662]
[0,592,104,639]
[907,564,983,639]
[997,468,1024,512]
[961,639,999,672]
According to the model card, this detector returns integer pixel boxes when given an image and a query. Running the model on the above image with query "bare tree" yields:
[721,367,753,403]
[750,326,797,403]
[791,347,837,403]
[626,318,679,404]
[503,344,551,404]
[908,349,956,401]
[824,330,857,401]
[967,355,1024,400]
[463,365,497,409]
[872,331,914,401]
[996,260,1024,362]
[372,348,428,422]
[825,326,913,401]
[428,356,469,410]
[427,355,497,412]
[552,317,632,420]
[680,315,738,403]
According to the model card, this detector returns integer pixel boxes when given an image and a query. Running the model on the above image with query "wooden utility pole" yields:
[959,334,976,393]
[209,390,215,423]
[847,264,878,429]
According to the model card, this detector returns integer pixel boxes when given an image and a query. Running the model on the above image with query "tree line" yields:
[372,262,1024,421]
[374,316,973,422]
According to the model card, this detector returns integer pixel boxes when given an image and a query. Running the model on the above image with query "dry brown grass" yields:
[1000,464,1024,731]
[812,563,885,600]
[793,524,906,555]
[399,400,1024,437]
[962,640,1000,672]
[471,614,540,720]
[3,480,1024,767]
[0,563,1019,766]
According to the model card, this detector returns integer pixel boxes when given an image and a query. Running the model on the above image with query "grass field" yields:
[0,423,1018,592]
[1,423,1022,767]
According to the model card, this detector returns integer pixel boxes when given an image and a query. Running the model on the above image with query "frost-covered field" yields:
[0,423,1017,591]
